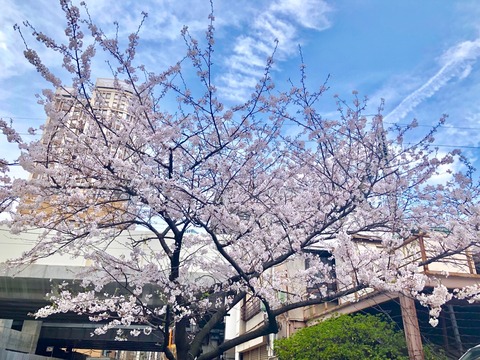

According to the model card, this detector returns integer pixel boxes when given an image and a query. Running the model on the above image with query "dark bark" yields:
[175,317,191,360]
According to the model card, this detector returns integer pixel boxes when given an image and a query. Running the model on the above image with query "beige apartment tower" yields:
[20,78,135,221]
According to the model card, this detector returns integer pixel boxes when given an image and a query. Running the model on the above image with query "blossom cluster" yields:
[2,1,480,359]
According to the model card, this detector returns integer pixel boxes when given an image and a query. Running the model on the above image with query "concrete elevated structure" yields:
[0,264,165,353]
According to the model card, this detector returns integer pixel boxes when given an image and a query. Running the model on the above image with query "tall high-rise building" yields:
[42,78,134,145]
[20,79,135,221]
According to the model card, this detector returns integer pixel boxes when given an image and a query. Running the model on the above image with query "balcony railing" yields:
[401,234,479,276]
[241,297,261,321]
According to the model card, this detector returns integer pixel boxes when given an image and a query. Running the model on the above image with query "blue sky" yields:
[1,0,480,173]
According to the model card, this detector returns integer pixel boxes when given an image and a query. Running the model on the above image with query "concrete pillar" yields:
[22,320,42,353]
[0,319,14,349]
[399,294,424,360]
[0,319,42,354]
[447,305,463,354]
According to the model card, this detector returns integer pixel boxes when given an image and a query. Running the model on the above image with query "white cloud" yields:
[1,0,333,115]
[88,0,212,42]
[216,0,333,102]
[0,0,70,80]
[270,0,332,30]
[384,38,480,123]
[0,4,34,80]
[439,38,480,64]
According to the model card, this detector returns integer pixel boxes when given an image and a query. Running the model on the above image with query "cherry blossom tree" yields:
[1,1,480,359]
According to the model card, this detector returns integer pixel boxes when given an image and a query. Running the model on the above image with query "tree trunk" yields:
[175,317,191,360]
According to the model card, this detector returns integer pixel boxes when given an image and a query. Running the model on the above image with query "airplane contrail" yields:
[384,38,480,123]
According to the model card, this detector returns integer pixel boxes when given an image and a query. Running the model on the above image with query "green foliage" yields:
[274,313,447,360]
[424,344,449,360]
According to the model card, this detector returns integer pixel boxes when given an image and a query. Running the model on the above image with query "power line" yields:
[0,116,46,120]
[385,122,480,131]
[418,144,480,150]
[3,115,480,131]
[2,116,480,150]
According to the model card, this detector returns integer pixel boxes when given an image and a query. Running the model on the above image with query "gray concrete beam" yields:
[37,323,164,352]
[0,264,163,322]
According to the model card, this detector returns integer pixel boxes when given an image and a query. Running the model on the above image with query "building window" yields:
[11,320,23,331]
[241,296,261,321]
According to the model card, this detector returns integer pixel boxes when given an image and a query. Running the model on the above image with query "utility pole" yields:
[447,304,463,354]
[399,293,425,360]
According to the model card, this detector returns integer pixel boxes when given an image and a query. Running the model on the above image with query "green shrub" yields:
[274,313,447,360]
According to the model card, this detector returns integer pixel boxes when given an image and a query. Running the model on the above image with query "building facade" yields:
[225,233,480,359]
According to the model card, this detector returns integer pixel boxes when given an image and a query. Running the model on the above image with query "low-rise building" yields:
[226,232,480,359]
